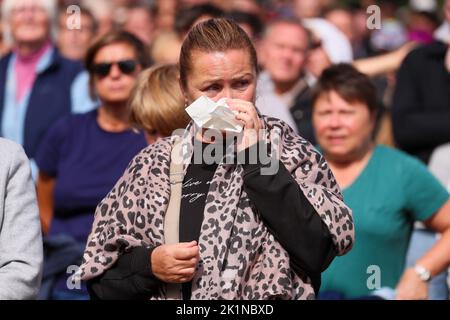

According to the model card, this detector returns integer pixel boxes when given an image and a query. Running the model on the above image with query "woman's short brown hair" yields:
[179,18,258,89]
[311,63,379,114]
[129,64,190,137]
[85,30,151,100]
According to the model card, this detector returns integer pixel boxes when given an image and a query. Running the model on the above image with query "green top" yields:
[321,145,449,298]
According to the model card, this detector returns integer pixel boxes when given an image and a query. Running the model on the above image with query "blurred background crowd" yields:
[1,0,444,160]
[0,0,449,300]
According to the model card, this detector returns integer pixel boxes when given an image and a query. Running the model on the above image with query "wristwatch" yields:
[414,265,431,282]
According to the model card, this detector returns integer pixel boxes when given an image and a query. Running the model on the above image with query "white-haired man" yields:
[0,0,96,176]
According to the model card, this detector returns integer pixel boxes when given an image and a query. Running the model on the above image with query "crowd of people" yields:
[0,0,449,300]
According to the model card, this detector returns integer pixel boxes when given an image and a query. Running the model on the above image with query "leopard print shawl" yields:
[75,117,354,299]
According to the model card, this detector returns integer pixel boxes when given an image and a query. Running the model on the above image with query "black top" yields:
[289,83,316,145]
[179,140,223,244]
[392,41,450,163]
[179,140,223,299]
[87,141,337,299]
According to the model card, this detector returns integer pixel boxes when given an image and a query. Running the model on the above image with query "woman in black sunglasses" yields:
[34,31,151,300]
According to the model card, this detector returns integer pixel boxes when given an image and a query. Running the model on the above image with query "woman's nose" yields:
[329,114,342,127]
[217,87,233,101]
[109,64,122,79]
[23,10,35,22]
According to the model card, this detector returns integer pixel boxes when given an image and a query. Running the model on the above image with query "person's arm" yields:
[239,143,337,277]
[78,139,200,299]
[396,199,450,299]
[229,100,353,272]
[353,42,417,76]
[87,241,199,300]
[87,246,161,300]
[421,200,450,277]
[0,142,43,299]
[395,155,450,299]
[392,49,450,152]
[36,172,55,234]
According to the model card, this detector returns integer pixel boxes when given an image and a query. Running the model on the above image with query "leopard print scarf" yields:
[76,117,354,300]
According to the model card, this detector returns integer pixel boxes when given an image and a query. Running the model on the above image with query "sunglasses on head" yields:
[91,60,138,78]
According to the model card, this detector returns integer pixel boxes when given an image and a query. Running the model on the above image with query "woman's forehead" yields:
[12,0,46,9]
[94,43,136,60]
[188,49,255,78]
[315,91,368,110]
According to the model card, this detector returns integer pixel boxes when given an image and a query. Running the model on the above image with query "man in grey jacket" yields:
[0,138,43,299]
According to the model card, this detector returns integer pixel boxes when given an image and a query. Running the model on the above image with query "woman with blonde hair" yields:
[150,32,182,64]
[129,63,190,144]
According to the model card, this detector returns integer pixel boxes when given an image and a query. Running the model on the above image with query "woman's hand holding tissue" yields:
[227,99,263,153]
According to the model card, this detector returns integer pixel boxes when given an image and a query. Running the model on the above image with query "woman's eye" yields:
[239,80,250,88]
[203,84,221,92]
[317,111,331,116]
[234,80,249,89]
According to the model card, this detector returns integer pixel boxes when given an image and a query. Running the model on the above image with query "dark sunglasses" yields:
[91,60,138,78]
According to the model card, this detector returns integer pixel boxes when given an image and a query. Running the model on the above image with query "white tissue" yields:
[185,96,243,133]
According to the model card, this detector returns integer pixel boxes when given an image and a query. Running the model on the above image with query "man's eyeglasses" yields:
[91,60,138,78]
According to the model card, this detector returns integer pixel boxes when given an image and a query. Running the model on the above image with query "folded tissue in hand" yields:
[185,96,243,133]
